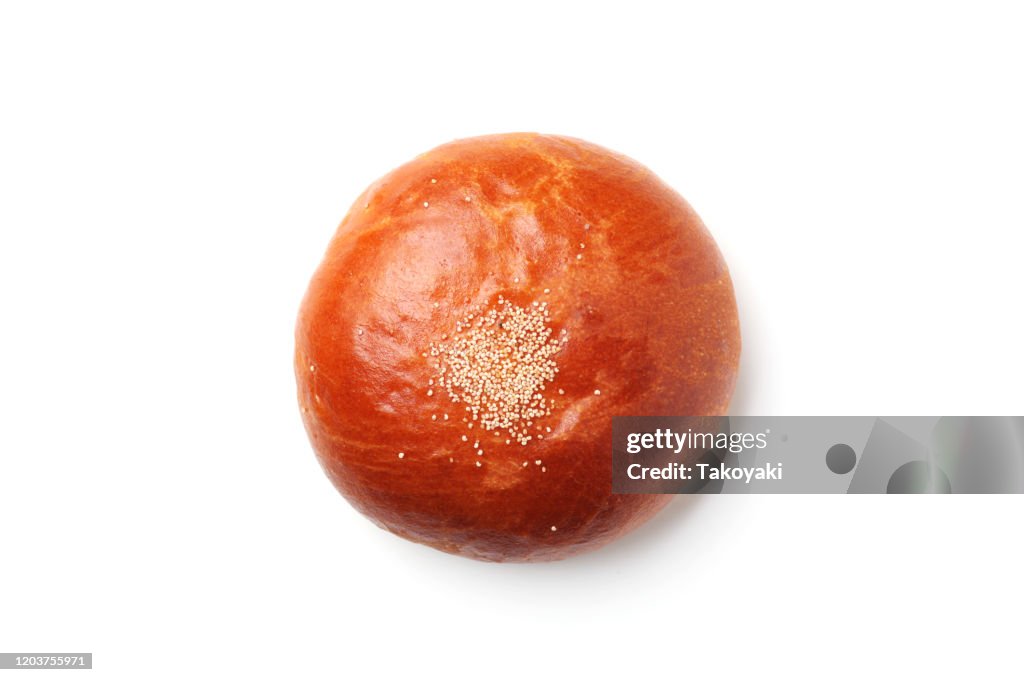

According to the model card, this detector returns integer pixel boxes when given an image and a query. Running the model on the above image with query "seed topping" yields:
[428,296,564,447]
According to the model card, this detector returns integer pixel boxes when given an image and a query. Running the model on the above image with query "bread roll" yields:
[295,133,740,561]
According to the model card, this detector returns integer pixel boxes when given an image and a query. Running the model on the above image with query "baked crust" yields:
[295,133,740,561]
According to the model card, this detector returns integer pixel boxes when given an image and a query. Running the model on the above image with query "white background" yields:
[2,2,1022,680]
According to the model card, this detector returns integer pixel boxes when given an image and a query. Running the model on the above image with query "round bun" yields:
[295,133,740,562]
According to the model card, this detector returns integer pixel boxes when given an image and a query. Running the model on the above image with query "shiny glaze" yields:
[296,133,740,561]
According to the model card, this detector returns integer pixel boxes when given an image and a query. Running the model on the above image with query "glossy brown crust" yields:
[295,133,740,562]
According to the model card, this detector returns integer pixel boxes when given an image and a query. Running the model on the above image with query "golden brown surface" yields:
[295,133,740,562]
